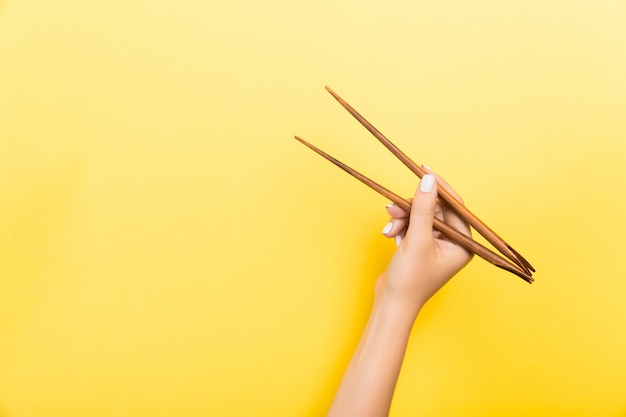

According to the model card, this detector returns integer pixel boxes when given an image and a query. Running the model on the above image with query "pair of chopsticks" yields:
[295,86,535,283]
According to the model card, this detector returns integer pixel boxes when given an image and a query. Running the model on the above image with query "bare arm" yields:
[327,170,473,417]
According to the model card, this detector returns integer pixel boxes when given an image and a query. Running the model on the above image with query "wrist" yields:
[373,290,424,328]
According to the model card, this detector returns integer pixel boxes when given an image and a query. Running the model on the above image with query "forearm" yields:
[326,172,471,415]
[327,290,422,417]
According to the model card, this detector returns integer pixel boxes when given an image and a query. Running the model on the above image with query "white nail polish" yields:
[420,174,435,192]
[382,222,393,235]
[386,204,394,209]
[395,235,402,246]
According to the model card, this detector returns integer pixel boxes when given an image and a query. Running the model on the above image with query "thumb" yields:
[406,174,438,245]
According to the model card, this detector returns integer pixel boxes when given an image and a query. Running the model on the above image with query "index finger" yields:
[385,201,411,219]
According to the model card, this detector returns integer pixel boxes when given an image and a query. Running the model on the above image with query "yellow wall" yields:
[1,0,625,415]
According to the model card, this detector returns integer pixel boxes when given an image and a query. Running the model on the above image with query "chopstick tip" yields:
[294,135,317,151]
[506,244,536,273]
[325,85,341,100]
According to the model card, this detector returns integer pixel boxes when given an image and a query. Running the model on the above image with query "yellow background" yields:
[1,0,625,415]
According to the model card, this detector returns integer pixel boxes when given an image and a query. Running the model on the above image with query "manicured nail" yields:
[382,222,393,235]
[386,204,394,209]
[395,235,402,246]
[420,174,435,192]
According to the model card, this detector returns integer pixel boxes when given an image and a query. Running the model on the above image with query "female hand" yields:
[377,167,473,316]
[326,167,474,417]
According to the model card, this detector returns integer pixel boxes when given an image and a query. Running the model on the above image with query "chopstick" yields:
[323,86,535,275]
[294,136,534,283]
[294,87,535,283]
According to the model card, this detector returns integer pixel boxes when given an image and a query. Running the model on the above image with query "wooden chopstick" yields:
[294,135,533,283]
[323,86,535,274]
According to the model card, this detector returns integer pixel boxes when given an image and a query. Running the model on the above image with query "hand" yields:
[377,167,473,316]
[326,167,474,417]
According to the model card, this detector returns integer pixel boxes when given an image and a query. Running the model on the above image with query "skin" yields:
[327,167,473,417]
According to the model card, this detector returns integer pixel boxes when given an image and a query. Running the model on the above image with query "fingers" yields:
[382,203,408,242]
[385,203,410,219]
[421,165,464,205]
[440,203,471,239]
[383,205,408,246]
[432,204,444,240]
[382,176,438,246]
[421,165,471,239]
[405,174,438,246]
[381,167,470,246]
[381,217,408,238]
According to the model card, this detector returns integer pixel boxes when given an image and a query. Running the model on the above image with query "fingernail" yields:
[386,204,394,209]
[422,164,432,171]
[420,174,435,192]
[382,222,393,235]
[395,235,402,246]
